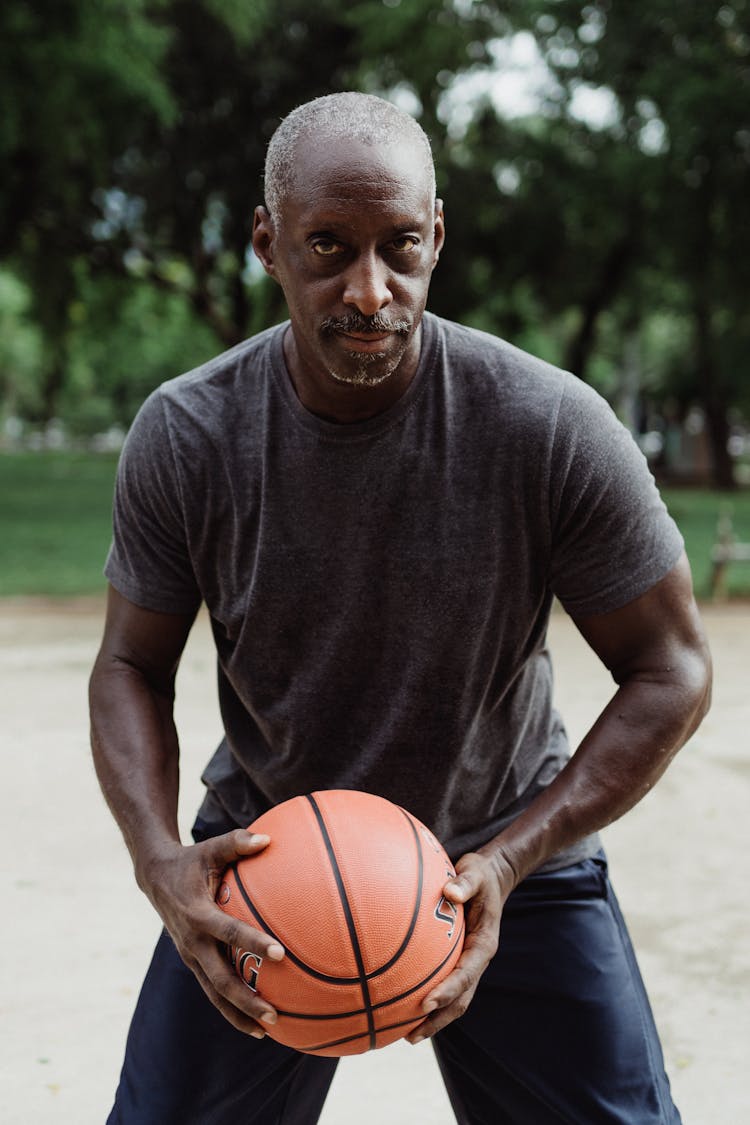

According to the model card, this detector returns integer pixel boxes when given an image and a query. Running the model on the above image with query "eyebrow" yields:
[303,216,429,239]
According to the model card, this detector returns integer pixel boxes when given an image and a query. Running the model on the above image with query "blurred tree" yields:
[61,269,220,435]
[0,271,45,423]
[0,0,175,419]
[501,0,750,485]
[424,102,652,373]
[0,0,173,253]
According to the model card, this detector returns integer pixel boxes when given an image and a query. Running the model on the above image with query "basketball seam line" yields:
[273,915,466,1020]
[228,808,427,987]
[229,864,363,985]
[304,1013,426,1054]
[306,793,377,1051]
[362,807,424,981]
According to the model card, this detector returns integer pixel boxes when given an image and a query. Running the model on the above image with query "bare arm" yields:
[482,551,711,881]
[410,552,712,1042]
[89,584,283,1037]
[89,585,195,861]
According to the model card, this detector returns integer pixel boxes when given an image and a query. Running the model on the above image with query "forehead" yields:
[283,136,433,229]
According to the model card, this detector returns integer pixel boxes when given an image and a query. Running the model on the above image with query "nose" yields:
[342,252,393,317]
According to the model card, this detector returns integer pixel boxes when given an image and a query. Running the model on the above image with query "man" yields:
[90,92,711,1124]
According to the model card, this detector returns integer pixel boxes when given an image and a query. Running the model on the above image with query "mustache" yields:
[319,313,412,337]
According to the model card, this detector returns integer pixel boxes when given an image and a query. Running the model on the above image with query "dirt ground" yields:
[1,597,748,1124]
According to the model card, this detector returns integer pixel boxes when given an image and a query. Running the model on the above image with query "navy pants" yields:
[108,845,680,1124]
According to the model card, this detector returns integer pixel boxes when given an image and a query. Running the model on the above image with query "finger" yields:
[193,935,279,1029]
[196,831,285,960]
[420,920,499,1013]
[190,953,270,1038]
[200,900,286,963]
[201,829,272,871]
[407,961,482,1043]
[407,991,472,1044]
[421,955,478,1015]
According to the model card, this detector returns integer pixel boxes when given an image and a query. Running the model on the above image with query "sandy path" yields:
[0,598,747,1124]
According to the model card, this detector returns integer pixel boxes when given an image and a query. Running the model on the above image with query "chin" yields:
[326,339,410,389]
[328,357,395,388]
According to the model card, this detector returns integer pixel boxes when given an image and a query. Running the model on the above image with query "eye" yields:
[390,235,420,252]
[310,238,343,257]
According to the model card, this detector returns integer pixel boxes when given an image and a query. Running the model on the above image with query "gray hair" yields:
[264,92,436,220]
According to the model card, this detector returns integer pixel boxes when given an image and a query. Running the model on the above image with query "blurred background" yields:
[2,9,749,1121]
[1,0,750,597]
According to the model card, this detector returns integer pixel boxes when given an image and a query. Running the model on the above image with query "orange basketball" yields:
[216,789,465,1056]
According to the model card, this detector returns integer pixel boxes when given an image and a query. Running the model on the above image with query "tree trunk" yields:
[616,321,641,435]
[564,231,634,379]
[39,352,66,423]
[35,287,71,424]
[694,299,735,490]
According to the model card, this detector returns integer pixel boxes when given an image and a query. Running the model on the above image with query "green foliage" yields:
[0,452,118,596]
[499,0,750,484]
[0,271,45,419]
[0,0,174,245]
[0,0,177,422]
[61,270,220,434]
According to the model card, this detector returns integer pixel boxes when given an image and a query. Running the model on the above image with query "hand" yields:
[139,829,285,1038]
[406,849,514,1044]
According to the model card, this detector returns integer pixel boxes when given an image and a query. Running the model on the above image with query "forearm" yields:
[89,654,182,894]
[87,590,285,1035]
[480,664,711,889]
[90,648,287,1035]
[413,673,708,1045]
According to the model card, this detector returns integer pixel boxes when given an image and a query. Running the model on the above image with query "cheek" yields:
[396,271,433,313]
[278,274,327,320]
[284,286,341,342]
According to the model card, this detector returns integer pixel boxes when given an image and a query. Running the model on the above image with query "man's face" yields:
[253,136,444,399]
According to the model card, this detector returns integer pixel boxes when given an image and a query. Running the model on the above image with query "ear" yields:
[252,206,278,278]
[432,199,445,268]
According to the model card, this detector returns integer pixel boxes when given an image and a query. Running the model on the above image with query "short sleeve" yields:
[104,390,202,614]
[549,377,684,617]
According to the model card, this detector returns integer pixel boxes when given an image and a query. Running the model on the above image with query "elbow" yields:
[683,640,713,735]
[88,652,109,716]
[89,646,176,705]
[697,653,713,723]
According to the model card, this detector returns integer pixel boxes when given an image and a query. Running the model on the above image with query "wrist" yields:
[132,832,183,899]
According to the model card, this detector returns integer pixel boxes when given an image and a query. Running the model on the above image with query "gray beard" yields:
[327,352,394,388]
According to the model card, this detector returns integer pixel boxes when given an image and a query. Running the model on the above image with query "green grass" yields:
[2,452,750,599]
[0,451,118,597]
[661,487,750,599]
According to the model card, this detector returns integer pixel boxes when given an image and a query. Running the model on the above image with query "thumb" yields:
[442,871,478,903]
[442,852,489,902]
[203,828,271,867]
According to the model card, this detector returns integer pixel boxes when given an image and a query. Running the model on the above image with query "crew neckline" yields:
[269,313,439,442]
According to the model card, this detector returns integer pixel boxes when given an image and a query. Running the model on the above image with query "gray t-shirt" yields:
[105,313,683,869]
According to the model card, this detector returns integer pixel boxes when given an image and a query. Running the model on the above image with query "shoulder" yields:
[431,313,626,421]
[429,314,570,402]
[431,314,561,381]
[157,323,283,417]
[124,323,284,460]
[427,313,602,437]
